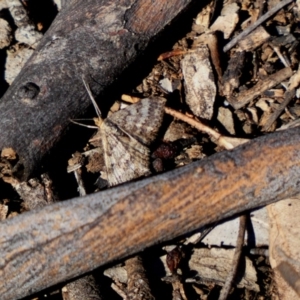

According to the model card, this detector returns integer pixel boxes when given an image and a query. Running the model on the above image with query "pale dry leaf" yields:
[15,25,43,47]
[193,33,222,84]
[159,77,173,93]
[181,46,216,120]
[217,107,235,135]
[255,98,274,112]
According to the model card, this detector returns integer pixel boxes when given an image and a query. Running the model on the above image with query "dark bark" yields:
[1,126,300,299]
[0,0,194,179]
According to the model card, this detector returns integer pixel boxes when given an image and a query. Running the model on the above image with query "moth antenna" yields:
[82,77,102,119]
[72,118,95,121]
[69,119,98,129]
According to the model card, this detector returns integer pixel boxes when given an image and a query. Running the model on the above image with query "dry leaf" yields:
[181,46,216,120]
[217,107,235,135]
[237,26,270,52]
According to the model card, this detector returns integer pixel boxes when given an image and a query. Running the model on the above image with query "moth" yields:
[74,80,166,187]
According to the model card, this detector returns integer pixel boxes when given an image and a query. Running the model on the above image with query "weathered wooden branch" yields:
[1,126,300,299]
[0,0,195,179]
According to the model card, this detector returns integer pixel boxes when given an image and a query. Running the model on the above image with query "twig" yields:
[73,167,87,196]
[162,274,187,300]
[270,43,291,67]
[262,67,300,131]
[68,153,87,196]
[227,67,293,110]
[111,282,127,300]
[164,107,249,150]
[223,0,294,52]
[262,89,296,132]
[126,256,155,300]
[218,215,247,300]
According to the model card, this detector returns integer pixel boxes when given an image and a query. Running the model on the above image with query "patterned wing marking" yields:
[101,121,150,186]
[107,97,166,146]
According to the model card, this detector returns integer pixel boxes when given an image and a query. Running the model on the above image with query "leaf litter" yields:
[1,0,300,299]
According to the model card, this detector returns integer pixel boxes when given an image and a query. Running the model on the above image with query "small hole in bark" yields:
[18,82,40,105]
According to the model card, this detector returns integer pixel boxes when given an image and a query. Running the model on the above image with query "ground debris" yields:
[1,0,300,299]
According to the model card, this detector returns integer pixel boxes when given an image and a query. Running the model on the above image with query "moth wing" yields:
[107,97,166,146]
[101,122,150,186]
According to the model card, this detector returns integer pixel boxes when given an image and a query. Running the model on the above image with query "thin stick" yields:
[262,89,296,132]
[126,256,155,300]
[228,67,293,110]
[73,168,86,197]
[218,215,247,300]
[164,107,249,150]
[223,0,293,52]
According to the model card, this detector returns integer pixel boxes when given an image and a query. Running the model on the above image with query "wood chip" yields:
[210,2,239,39]
[222,51,245,97]
[181,46,216,119]
[0,18,12,49]
[228,67,293,109]
[237,26,270,52]
[217,107,235,135]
